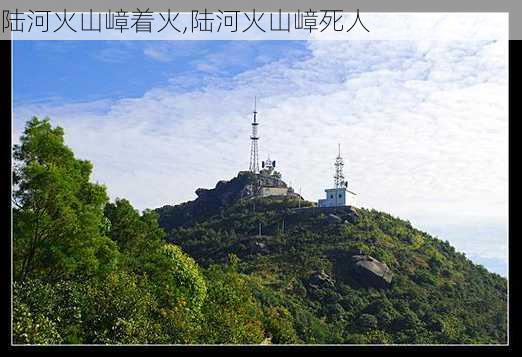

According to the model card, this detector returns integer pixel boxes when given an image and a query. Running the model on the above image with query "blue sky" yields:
[14,41,310,105]
[13,38,508,277]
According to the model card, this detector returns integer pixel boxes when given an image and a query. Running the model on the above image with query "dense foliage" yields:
[13,118,507,344]
[13,118,118,282]
[161,198,507,344]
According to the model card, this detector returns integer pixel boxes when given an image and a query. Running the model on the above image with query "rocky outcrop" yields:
[302,270,338,301]
[194,171,255,205]
[351,254,393,288]
[292,206,359,224]
[256,173,288,189]
[345,207,360,223]
[327,213,343,224]
[327,249,393,289]
[157,171,299,229]
[304,270,335,290]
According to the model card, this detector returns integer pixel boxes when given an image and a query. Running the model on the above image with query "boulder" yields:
[351,255,393,288]
[345,207,359,223]
[305,270,335,290]
[248,241,268,254]
[327,213,343,224]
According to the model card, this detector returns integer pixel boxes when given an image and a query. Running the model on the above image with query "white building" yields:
[318,187,357,207]
[317,145,357,208]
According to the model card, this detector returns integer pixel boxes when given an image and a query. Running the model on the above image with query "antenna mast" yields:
[334,143,345,189]
[249,97,260,174]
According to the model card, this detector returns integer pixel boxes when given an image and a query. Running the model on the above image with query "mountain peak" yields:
[157,171,303,230]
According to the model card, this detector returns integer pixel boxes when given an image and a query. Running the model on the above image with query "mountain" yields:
[13,118,507,345]
[155,173,507,344]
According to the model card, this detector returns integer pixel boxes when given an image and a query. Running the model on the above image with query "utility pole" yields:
[258,222,262,237]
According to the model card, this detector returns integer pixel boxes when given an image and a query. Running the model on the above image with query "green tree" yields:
[105,199,208,310]
[13,303,62,344]
[81,271,162,344]
[262,306,300,344]
[13,117,118,281]
[104,199,166,253]
[104,198,207,343]
[13,279,85,343]
[200,257,266,344]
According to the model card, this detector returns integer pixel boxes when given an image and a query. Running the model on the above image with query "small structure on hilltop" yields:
[260,154,276,176]
[318,144,357,207]
[258,154,290,197]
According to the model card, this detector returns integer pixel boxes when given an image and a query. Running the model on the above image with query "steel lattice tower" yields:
[334,144,347,207]
[249,97,260,174]
[334,143,345,188]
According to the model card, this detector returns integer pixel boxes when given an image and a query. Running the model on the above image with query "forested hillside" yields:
[12,118,507,344]
[157,197,507,344]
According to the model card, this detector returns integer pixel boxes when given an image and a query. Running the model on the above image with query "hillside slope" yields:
[157,195,507,344]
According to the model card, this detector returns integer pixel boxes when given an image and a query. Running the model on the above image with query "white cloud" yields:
[143,46,172,62]
[14,31,508,275]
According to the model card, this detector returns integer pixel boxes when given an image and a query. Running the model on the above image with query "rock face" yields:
[256,173,288,189]
[157,171,300,230]
[194,171,299,209]
[194,171,254,206]
[351,254,393,288]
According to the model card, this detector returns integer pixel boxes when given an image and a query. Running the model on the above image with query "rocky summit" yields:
[157,171,300,230]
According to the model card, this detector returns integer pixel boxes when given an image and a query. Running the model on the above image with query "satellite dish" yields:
[262,162,265,168]
[273,161,276,167]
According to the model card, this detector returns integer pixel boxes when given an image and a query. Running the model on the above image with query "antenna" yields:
[334,143,345,189]
[249,97,260,173]
[262,153,275,174]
